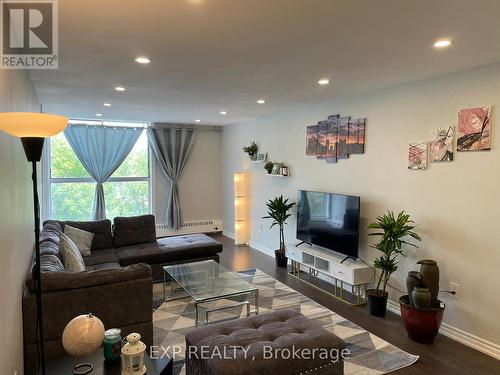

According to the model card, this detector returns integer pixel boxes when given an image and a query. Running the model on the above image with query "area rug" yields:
[152,269,418,374]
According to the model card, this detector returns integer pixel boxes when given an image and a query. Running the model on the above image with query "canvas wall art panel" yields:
[336,116,350,159]
[457,106,492,151]
[316,121,329,159]
[408,142,428,170]
[305,125,318,155]
[348,118,366,154]
[325,115,339,163]
[430,126,454,162]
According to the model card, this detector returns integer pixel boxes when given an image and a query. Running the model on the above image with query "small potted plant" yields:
[264,161,274,174]
[367,211,421,316]
[242,141,258,160]
[263,195,296,267]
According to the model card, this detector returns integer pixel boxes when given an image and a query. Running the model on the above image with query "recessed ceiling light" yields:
[96,113,102,117]
[195,119,201,123]
[103,103,112,107]
[115,86,126,92]
[318,78,330,85]
[433,39,452,49]
[220,111,227,115]
[135,56,151,64]
[257,99,266,104]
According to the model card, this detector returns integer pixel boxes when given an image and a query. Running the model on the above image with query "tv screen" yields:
[296,190,360,259]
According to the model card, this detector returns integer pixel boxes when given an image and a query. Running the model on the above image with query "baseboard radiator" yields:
[156,219,223,237]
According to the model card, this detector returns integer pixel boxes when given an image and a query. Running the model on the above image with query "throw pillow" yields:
[59,233,86,272]
[64,225,94,256]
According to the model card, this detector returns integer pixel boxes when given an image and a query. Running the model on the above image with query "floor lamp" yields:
[0,112,68,375]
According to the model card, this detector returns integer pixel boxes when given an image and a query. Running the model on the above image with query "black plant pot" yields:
[367,289,388,317]
[274,250,288,268]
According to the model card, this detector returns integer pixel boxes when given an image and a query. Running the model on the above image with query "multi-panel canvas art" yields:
[305,114,366,164]
[457,106,492,151]
[408,105,493,171]
[408,142,428,170]
[430,127,454,162]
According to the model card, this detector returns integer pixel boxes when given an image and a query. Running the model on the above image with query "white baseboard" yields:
[248,240,275,257]
[387,300,500,360]
[222,230,235,239]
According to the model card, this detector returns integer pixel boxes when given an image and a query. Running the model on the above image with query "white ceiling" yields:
[30,0,500,125]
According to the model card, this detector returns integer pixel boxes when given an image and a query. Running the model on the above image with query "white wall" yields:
[153,128,223,224]
[222,63,500,351]
[0,70,40,375]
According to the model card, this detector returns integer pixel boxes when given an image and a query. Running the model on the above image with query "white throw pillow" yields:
[64,225,94,256]
[59,233,86,272]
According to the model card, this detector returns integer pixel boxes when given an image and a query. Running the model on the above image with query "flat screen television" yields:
[296,190,360,260]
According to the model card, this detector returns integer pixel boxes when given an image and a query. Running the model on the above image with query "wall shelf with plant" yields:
[264,161,290,177]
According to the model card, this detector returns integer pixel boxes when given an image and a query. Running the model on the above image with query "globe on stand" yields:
[62,313,105,375]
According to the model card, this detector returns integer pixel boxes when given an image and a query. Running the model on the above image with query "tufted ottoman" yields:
[185,309,346,375]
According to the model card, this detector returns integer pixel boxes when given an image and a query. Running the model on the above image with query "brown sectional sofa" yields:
[23,214,223,374]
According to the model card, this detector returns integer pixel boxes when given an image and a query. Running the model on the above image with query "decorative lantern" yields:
[281,165,289,176]
[121,333,146,375]
[62,313,105,375]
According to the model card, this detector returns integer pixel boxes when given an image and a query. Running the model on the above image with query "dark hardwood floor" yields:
[210,233,500,375]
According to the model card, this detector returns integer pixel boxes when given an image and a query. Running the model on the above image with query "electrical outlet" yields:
[450,282,459,297]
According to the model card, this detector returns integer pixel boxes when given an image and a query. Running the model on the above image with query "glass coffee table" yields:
[163,260,259,326]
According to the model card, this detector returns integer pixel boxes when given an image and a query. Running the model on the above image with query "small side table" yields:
[46,350,173,375]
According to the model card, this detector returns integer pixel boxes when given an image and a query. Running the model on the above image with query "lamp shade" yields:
[0,112,68,138]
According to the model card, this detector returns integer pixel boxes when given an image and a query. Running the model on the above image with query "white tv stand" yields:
[287,243,374,305]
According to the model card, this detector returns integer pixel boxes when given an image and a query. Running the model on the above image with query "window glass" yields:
[48,124,150,221]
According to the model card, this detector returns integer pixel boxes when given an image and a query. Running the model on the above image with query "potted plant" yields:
[242,141,258,160]
[263,195,296,267]
[367,211,421,316]
[264,161,274,174]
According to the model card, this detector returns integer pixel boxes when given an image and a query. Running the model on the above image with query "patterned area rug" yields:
[153,269,418,374]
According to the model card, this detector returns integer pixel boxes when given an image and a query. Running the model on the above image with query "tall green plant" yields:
[263,195,295,256]
[368,211,421,295]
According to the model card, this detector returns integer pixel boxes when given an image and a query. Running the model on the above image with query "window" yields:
[47,121,150,221]
[308,192,331,219]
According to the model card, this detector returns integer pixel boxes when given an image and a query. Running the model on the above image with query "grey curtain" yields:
[64,125,142,220]
[147,126,197,230]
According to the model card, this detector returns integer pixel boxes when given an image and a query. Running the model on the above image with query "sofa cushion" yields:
[64,225,94,256]
[39,254,65,273]
[85,262,121,271]
[185,309,346,375]
[52,219,113,251]
[59,233,86,272]
[83,248,119,266]
[37,225,65,272]
[113,214,156,248]
[40,222,62,247]
[116,234,223,266]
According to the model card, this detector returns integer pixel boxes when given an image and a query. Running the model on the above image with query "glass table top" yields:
[163,260,257,303]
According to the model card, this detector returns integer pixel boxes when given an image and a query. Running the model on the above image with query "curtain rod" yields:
[152,123,223,132]
[67,124,145,130]
[68,120,149,129]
